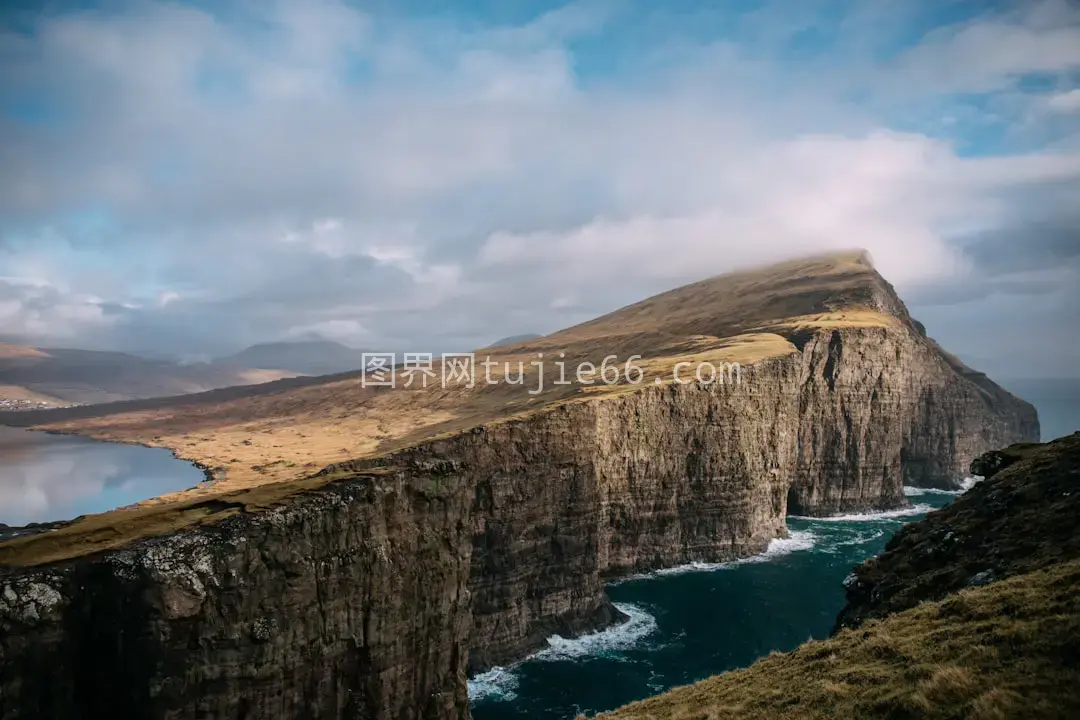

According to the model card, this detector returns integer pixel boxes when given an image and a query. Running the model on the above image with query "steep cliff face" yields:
[319,322,1035,674]
[789,325,1039,511]
[0,476,474,720]
[0,254,1040,719]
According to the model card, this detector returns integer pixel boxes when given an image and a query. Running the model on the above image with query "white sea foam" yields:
[829,528,886,547]
[534,602,658,662]
[467,666,520,703]
[790,504,932,523]
[904,475,983,496]
[619,530,817,581]
[960,475,984,491]
[467,602,660,703]
[903,486,960,497]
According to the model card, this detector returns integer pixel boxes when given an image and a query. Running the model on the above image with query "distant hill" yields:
[216,340,365,376]
[0,342,298,406]
[487,333,542,348]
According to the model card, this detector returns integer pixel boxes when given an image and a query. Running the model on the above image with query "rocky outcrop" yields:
[0,476,473,720]
[835,432,1080,632]
[0,268,1039,718]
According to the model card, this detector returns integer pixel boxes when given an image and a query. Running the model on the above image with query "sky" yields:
[0,0,1078,377]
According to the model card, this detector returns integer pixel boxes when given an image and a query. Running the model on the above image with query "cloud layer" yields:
[1,0,1078,376]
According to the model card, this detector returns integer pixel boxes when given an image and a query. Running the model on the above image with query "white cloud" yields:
[285,318,366,344]
[885,0,1080,95]
[1047,89,1080,114]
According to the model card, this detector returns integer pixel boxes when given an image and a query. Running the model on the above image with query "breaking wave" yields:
[618,530,817,581]
[790,504,932,523]
[535,603,659,662]
[904,475,983,497]
[468,603,659,703]
[819,527,886,552]
[467,666,520,703]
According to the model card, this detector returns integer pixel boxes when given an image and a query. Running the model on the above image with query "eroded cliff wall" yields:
[343,322,1036,673]
[0,477,473,720]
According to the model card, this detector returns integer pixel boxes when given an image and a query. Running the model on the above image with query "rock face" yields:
[0,477,474,720]
[835,432,1080,633]
[0,259,1039,719]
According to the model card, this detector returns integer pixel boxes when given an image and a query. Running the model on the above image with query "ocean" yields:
[470,489,966,719]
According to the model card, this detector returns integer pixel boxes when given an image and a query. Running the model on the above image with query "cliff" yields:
[835,431,1080,631]
[0,252,1039,718]
[598,433,1080,720]
[1,472,473,719]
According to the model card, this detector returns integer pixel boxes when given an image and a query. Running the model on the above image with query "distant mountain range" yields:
[217,336,546,373]
[215,340,367,376]
[0,342,298,407]
[0,334,548,408]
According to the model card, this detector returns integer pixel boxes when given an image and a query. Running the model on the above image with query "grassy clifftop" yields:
[598,433,1080,719]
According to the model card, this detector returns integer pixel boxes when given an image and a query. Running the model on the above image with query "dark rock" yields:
[835,432,1080,633]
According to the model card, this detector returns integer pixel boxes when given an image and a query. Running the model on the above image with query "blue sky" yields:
[0,0,1078,375]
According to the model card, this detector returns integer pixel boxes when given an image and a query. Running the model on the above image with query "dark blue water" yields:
[0,426,207,527]
[470,491,960,720]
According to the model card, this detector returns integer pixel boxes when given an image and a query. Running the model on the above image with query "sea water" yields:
[470,489,962,719]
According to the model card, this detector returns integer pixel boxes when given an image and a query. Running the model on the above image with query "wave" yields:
[790,504,932,523]
[618,530,817,581]
[960,475,984,491]
[903,486,961,497]
[467,666,519,703]
[827,527,886,548]
[904,475,983,496]
[467,602,659,703]
[534,602,658,662]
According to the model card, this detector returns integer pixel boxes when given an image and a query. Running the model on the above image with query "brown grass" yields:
[0,342,49,360]
[596,559,1080,719]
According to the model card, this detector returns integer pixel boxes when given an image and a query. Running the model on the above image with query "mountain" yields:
[486,333,542,348]
[0,251,1039,719]
[216,340,365,376]
[0,342,299,406]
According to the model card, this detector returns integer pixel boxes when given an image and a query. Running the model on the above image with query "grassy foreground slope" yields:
[599,434,1080,720]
